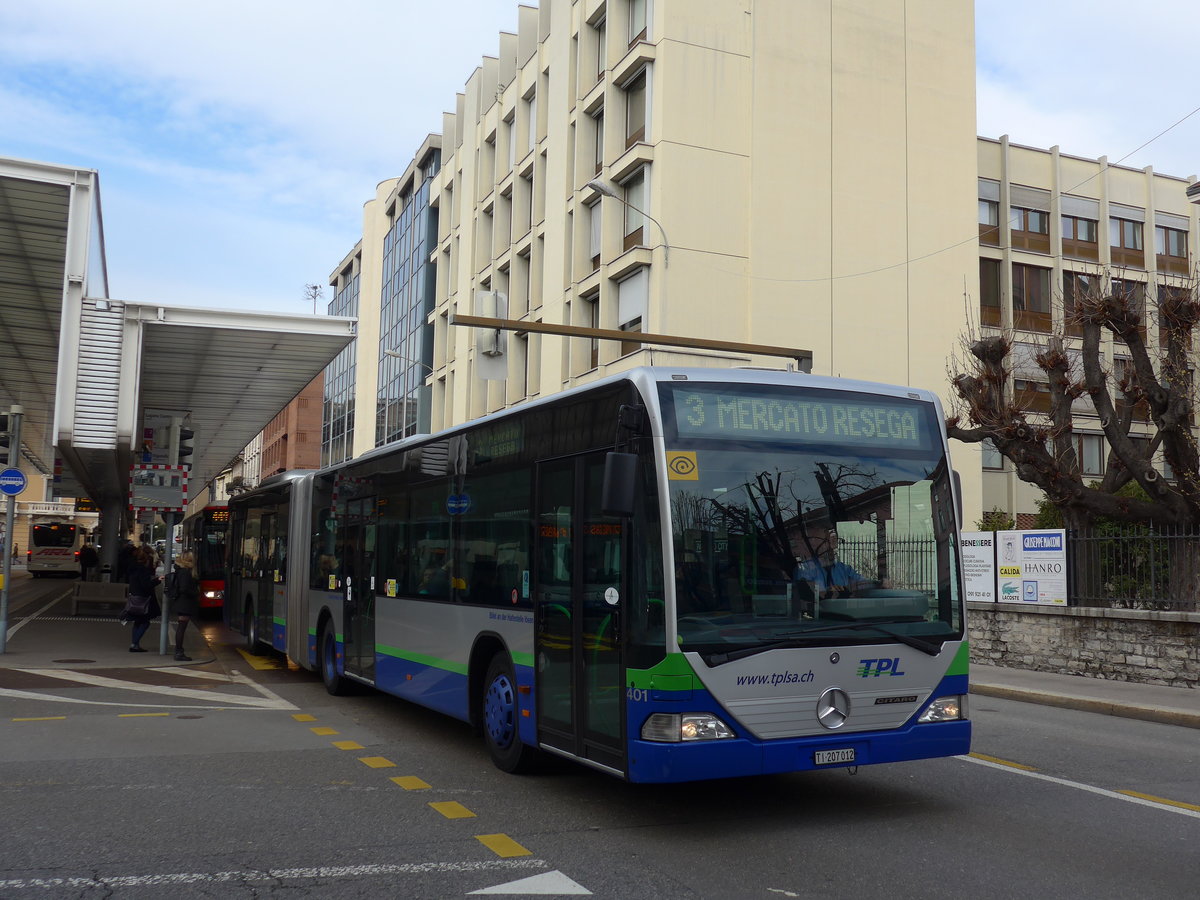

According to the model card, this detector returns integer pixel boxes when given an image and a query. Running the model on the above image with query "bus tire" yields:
[244,601,267,656]
[482,653,538,774]
[319,619,349,696]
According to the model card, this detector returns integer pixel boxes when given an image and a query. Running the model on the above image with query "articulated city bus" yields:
[226,367,970,782]
[181,505,229,611]
[27,518,85,576]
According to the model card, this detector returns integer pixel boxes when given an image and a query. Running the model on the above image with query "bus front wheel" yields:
[244,602,266,656]
[481,653,538,774]
[320,620,348,696]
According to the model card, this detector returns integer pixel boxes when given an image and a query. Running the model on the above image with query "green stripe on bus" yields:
[511,651,534,668]
[376,645,468,675]
[626,653,702,692]
[946,641,970,676]
[272,617,285,626]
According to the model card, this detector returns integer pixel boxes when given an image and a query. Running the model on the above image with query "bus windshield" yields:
[659,382,961,660]
[33,523,77,547]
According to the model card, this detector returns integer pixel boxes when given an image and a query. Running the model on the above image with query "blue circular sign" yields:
[0,467,27,496]
[446,493,472,516]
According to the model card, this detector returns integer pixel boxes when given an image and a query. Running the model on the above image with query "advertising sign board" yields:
[959,531,997,602]
[996,529,1068,605]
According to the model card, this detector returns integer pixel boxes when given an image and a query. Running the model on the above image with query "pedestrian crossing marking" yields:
[292,713,317,722]
[390,776,430,790]
[476,834,532,858]
[430,801,476,819]
[332,740,364,750]
[310,726,339,736]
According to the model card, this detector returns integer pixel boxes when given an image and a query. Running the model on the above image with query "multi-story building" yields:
[261,374,324,477]
[423,0,980,509]
[976,136,1199,525]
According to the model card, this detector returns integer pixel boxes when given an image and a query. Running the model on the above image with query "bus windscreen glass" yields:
[660,383,961,660]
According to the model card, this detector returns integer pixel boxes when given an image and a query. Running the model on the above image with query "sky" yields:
[2,1,1199,316]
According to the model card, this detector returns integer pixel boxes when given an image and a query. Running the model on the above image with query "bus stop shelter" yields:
[0,156,356,553]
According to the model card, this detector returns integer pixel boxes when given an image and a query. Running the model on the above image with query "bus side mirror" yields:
[952,469,963,526]
[601,452,638,518]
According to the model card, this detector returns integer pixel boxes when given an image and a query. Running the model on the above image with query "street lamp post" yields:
[585,178,671,267]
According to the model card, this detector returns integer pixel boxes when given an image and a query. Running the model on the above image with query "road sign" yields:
[0,468,27,496]
[129,464,189,511]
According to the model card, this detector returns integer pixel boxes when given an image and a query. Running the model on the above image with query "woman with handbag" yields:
[169,551,201,661]
[123,543,161,652]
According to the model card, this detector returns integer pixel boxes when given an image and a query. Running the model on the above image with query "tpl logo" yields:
[856,657,905,678]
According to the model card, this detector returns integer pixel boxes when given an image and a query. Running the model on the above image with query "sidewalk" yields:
[1,577,213,669]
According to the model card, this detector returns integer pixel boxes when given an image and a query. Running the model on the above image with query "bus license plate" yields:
[814,748,855,766]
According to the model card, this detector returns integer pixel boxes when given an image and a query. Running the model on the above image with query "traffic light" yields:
[177,427,195,466]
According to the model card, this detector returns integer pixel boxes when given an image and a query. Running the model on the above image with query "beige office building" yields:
[413,0,981,513]
[975,137,1198,526]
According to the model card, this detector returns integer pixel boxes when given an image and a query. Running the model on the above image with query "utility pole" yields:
[0,406,25,654]
[158,417,183,655]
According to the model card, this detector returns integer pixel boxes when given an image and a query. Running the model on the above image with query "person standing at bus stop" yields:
[123,544,160,652]
[168,551,200,661]
[78,541,99,581]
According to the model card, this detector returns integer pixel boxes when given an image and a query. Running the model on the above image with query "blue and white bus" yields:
[226,367,970,782]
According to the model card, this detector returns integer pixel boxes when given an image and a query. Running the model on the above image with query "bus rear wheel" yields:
[320,620,348,696]
[482,653,538,774]
[244,602,266,656]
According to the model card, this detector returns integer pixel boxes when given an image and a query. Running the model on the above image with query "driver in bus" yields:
[794,529,871,599]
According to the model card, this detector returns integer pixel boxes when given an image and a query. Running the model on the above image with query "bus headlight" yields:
[641,713,734,742]
[918,695,968,723]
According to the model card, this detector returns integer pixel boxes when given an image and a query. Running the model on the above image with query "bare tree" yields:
[304,283,324,315]
[947,273,1200,602]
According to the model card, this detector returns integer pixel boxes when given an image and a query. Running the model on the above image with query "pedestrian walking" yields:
[121,544,160,653]
[78,542,99,581]
[167,551,200,662]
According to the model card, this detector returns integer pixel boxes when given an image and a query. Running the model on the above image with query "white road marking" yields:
[958,754,1200,820]
[14,668,296,710]
[145,666,237,682]
[0,685,282,710]
[0,859,548,891]
[4,592,69,641]
[470,870,591,895]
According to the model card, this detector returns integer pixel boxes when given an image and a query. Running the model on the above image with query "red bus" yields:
[181,506,229,611]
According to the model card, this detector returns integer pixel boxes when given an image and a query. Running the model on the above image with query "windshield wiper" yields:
[704,622,946,666]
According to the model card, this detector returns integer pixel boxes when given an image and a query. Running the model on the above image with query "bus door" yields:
[534,452,626,773]
[342,497,377,683]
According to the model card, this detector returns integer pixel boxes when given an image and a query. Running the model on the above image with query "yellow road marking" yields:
[12,716,67,722]
[969,752,1036,771]
[235,648,280,670]
[332,740,364,750]
[358,756,395,769]
[1118,790,1200,812]
[391,776,431,790]
[475,834,532,857]
[292,714,317,722]
[310,726,339,736]
[430,801,476,819]
[119,713,170,718]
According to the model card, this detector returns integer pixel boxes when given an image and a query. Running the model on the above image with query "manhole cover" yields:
[176,715,204,720]
[52,658,96,664]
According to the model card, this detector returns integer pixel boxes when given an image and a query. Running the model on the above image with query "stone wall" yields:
[968,602,1200,688]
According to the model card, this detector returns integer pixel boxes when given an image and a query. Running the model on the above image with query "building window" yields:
[979,258,1001,326]
[978,199,999,247]
[1111,279,1147,344]
[526,91,537,155]
[1063,271,1094,337]
[593,110,604,174]
[1110,217,1144,267]
[982,438,1004,471]
[1062,215,1099,261]
[595,17,607,79]
[1155,225,1189,275]
[624,69,646,147]
[588,200,602,269]
[629,0,647,44]
[622,168,646,250]
[1010,206,1050,253]
[617,266,648,354]
[1075,434,1105,477]
[1012,263,1051,331]
[1013,378,1052,414]
[585,292,600,369]
[1157,284,1193,349]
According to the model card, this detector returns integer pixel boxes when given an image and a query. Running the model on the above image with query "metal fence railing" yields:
[1069,525,1200,612]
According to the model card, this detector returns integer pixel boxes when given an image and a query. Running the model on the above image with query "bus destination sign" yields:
[670,387,932,449]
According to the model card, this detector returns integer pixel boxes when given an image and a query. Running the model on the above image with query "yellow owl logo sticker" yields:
[667,451,699,480]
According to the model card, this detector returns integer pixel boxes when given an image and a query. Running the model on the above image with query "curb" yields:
[971,683,1200,731]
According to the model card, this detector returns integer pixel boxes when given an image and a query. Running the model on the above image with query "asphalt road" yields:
[1,603,1198,897]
